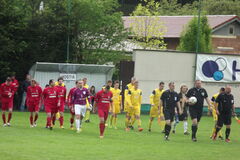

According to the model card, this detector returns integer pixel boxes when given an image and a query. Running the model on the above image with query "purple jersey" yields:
[72,87,90,105]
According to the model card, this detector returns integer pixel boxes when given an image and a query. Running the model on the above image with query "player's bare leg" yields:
[59,111,64,129]
[125,113,131,131]
[33,111,39,127]
[148,117,154,132]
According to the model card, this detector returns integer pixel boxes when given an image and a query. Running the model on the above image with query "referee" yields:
[213,85,235,143]
[160,82,182,141]
[186,80,213,142]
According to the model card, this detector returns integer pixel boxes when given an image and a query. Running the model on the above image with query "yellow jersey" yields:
[124,83,134,103]
[150,88,165,107]
[111,88,122,104]
[84,84,89,89]
[55,82,65,87]
[127,88,142,107]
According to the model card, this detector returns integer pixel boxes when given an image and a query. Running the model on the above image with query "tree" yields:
[0,0,129,81]
[177,16,212,53]
[129,16,167,49]
[132,0,197,16]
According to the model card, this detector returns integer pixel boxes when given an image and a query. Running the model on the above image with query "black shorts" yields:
[189,107,203,122]
[217,113,232,127]
[164,110,175,122]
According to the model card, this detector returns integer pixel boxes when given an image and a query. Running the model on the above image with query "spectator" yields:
[20,74,31,111]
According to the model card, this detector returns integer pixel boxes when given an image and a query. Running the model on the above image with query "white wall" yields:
[133,50,240,107]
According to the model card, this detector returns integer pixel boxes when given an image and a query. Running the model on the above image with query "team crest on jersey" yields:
[201,92,205,96]
[83,91,86,95]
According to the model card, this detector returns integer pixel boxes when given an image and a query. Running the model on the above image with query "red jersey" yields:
[95,90,113,110]
[11,79,19,93]
[0,83,15,103]
[42,87,59,107]
[26,85,42,105]
[67,87,77,106]
[55,86,66,105]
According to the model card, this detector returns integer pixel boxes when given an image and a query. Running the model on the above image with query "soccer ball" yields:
[189,97,197,105]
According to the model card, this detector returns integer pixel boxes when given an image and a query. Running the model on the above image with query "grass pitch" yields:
[0,112,239,160]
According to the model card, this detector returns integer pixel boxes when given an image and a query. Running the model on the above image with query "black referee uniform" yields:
[186,87,208,141]
[214,93,234,140]
[161,90,180,139]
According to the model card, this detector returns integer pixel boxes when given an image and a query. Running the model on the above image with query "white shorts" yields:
[74,104,87,117]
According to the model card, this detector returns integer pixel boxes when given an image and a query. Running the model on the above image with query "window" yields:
[229,25,235,35]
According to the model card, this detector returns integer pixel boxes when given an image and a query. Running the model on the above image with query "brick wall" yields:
[212,36,240,54]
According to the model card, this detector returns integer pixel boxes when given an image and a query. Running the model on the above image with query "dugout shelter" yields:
[29,62,114,92]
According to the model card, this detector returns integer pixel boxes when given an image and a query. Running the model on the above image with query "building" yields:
[29,62,114,92]
[123,15,240,54]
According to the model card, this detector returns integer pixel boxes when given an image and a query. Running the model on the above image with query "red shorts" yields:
[98,109,109,121]
[27,103,39,112]
[58,104,65,112]
[45,105,58,114]
[1,101,13,111]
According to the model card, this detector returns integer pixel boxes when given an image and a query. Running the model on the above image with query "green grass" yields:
[0,112,239,160]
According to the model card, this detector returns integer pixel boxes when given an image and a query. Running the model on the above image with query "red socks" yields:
[2,114,6,124]
[99,123,105,136]
[30,116,33,125]
[34,114,38,123]
[46,117,51,127]
[7,113,12,123]
[59,116,64,126]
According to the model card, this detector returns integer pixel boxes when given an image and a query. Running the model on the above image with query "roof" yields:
[123,15,240,38]
[29,62,114,73]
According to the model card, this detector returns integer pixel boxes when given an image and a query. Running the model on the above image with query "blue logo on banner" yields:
[202,58,227,81]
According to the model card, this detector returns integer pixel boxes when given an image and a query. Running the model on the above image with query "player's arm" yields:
[57,90,61,107]
[177,94,182,114]
[150,90,155,107]
[139,91,142,105]
[119,93,123,110]
[126,91,133,107]
[231,96,236,116]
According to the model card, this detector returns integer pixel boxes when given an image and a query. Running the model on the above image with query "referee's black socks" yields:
[165,124,171,136]
[191,125,198,138]
[225,128,231,139]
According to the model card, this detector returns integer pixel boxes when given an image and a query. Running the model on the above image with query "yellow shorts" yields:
[112,103,121,114]
[212,109,218,121]
[150,106,159,118]
[124,102,129,112]
[128,105,140,116]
